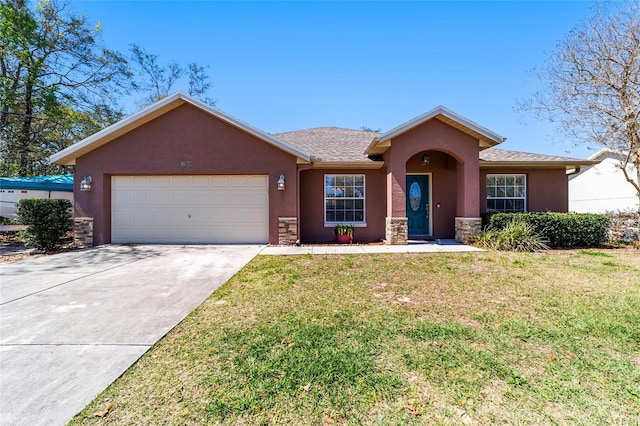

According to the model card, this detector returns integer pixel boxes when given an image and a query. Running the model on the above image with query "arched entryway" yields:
[376,111,493,245]
[406,150,459,239]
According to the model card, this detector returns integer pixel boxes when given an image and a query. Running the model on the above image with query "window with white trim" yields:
[324,175,365,223]
[486,174,526,212]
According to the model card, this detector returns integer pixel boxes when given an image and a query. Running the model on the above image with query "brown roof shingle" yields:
[274,127,378,162]
[273,127,594,167]
[480,148,592,164]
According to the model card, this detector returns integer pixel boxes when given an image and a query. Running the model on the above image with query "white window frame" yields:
[324,174,366,227]
[486,174,527,212]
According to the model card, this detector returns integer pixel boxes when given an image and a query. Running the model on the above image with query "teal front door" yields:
[406,175,430,236]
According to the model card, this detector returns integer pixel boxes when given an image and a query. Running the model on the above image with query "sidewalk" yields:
[260,239,484,255]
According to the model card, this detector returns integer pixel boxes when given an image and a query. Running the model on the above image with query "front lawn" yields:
[72,251,639,425]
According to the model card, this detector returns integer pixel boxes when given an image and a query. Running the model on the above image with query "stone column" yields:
[278,217,298,245]
[74,217,94,248]
[455,217,482,244]
[385,217,408,245]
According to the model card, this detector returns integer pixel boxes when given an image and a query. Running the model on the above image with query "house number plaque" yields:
[180,161,193,167]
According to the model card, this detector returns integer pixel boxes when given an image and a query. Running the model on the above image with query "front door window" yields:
[409,181,422,212]
[406,175,430,236]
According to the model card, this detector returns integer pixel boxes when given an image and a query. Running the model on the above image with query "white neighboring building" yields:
[569,149,639,213]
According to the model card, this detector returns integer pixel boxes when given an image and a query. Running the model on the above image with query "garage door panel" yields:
[248,193,269,205]
[148,192,170,206]
[130,176,153,188]
[112,191,132,205]
[165,226,190,239]
[111,176,131,189]
[152,176,171,187]
[112,175,268,244]
[168,177,190,188]
[229,209,266,223]
[129,195,151,207]
[150,211,172,223]
[191,196,217,207]
[190,176,211,187]
[170,192,190,205]
[226,194,246,205]
[228,176,247,187]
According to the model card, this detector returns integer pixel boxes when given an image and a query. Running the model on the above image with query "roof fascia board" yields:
[364,137,389,155]
[377,106,506,144]
[364,106,506,156]
[588,148,628,161]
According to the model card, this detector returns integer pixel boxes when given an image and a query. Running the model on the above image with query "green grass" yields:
[70,251,640,425]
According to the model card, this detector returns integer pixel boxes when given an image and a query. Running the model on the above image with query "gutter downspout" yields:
[566,167,581,177]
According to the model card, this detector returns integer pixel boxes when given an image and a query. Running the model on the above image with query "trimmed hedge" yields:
[16,198,72,251]
[487,212,610,248]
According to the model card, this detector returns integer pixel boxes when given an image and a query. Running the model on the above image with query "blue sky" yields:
[76,0,598,158]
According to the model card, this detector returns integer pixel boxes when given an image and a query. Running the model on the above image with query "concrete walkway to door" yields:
[260,239,484,255]
[0,244,263,426]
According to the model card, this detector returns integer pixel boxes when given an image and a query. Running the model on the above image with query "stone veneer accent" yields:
[278,217,298,245]
[455,217,482,244]
[385,217,408,245]
[74,217,94,248]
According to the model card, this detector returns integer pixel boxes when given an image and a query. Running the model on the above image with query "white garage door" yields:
[112,175,269,244]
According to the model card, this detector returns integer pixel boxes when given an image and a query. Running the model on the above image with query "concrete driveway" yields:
[0,244,263,426]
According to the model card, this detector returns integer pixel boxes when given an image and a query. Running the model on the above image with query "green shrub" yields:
[16,199,72,251]
[488,212,610,248]
[0,217,18,225]
[476,219,549,252]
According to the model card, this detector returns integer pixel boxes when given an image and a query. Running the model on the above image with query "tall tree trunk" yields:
[636,166,640,239]
[18,79,33,176]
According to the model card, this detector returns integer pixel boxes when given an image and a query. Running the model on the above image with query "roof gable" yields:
[588,148,628,162]
[364,106,506,156]
[50,92,311,166]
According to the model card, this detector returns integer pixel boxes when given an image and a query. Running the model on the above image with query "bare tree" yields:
[130,44,215,108]
[521,1,640,217]
[187,63,214,104]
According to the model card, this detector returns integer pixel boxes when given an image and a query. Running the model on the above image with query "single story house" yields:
[50,92,596,246]
[569,148,639,213]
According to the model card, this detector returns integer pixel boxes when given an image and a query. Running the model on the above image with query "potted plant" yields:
[334,224,354,243]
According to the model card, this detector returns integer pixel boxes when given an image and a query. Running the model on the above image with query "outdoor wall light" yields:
[277,174,285,190]
[421,154,430,166]
[80,176,92,192]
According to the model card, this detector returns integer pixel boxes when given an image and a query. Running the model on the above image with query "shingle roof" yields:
[273,127,379,162]
[479,148,593,164]
[273,128,595,167]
